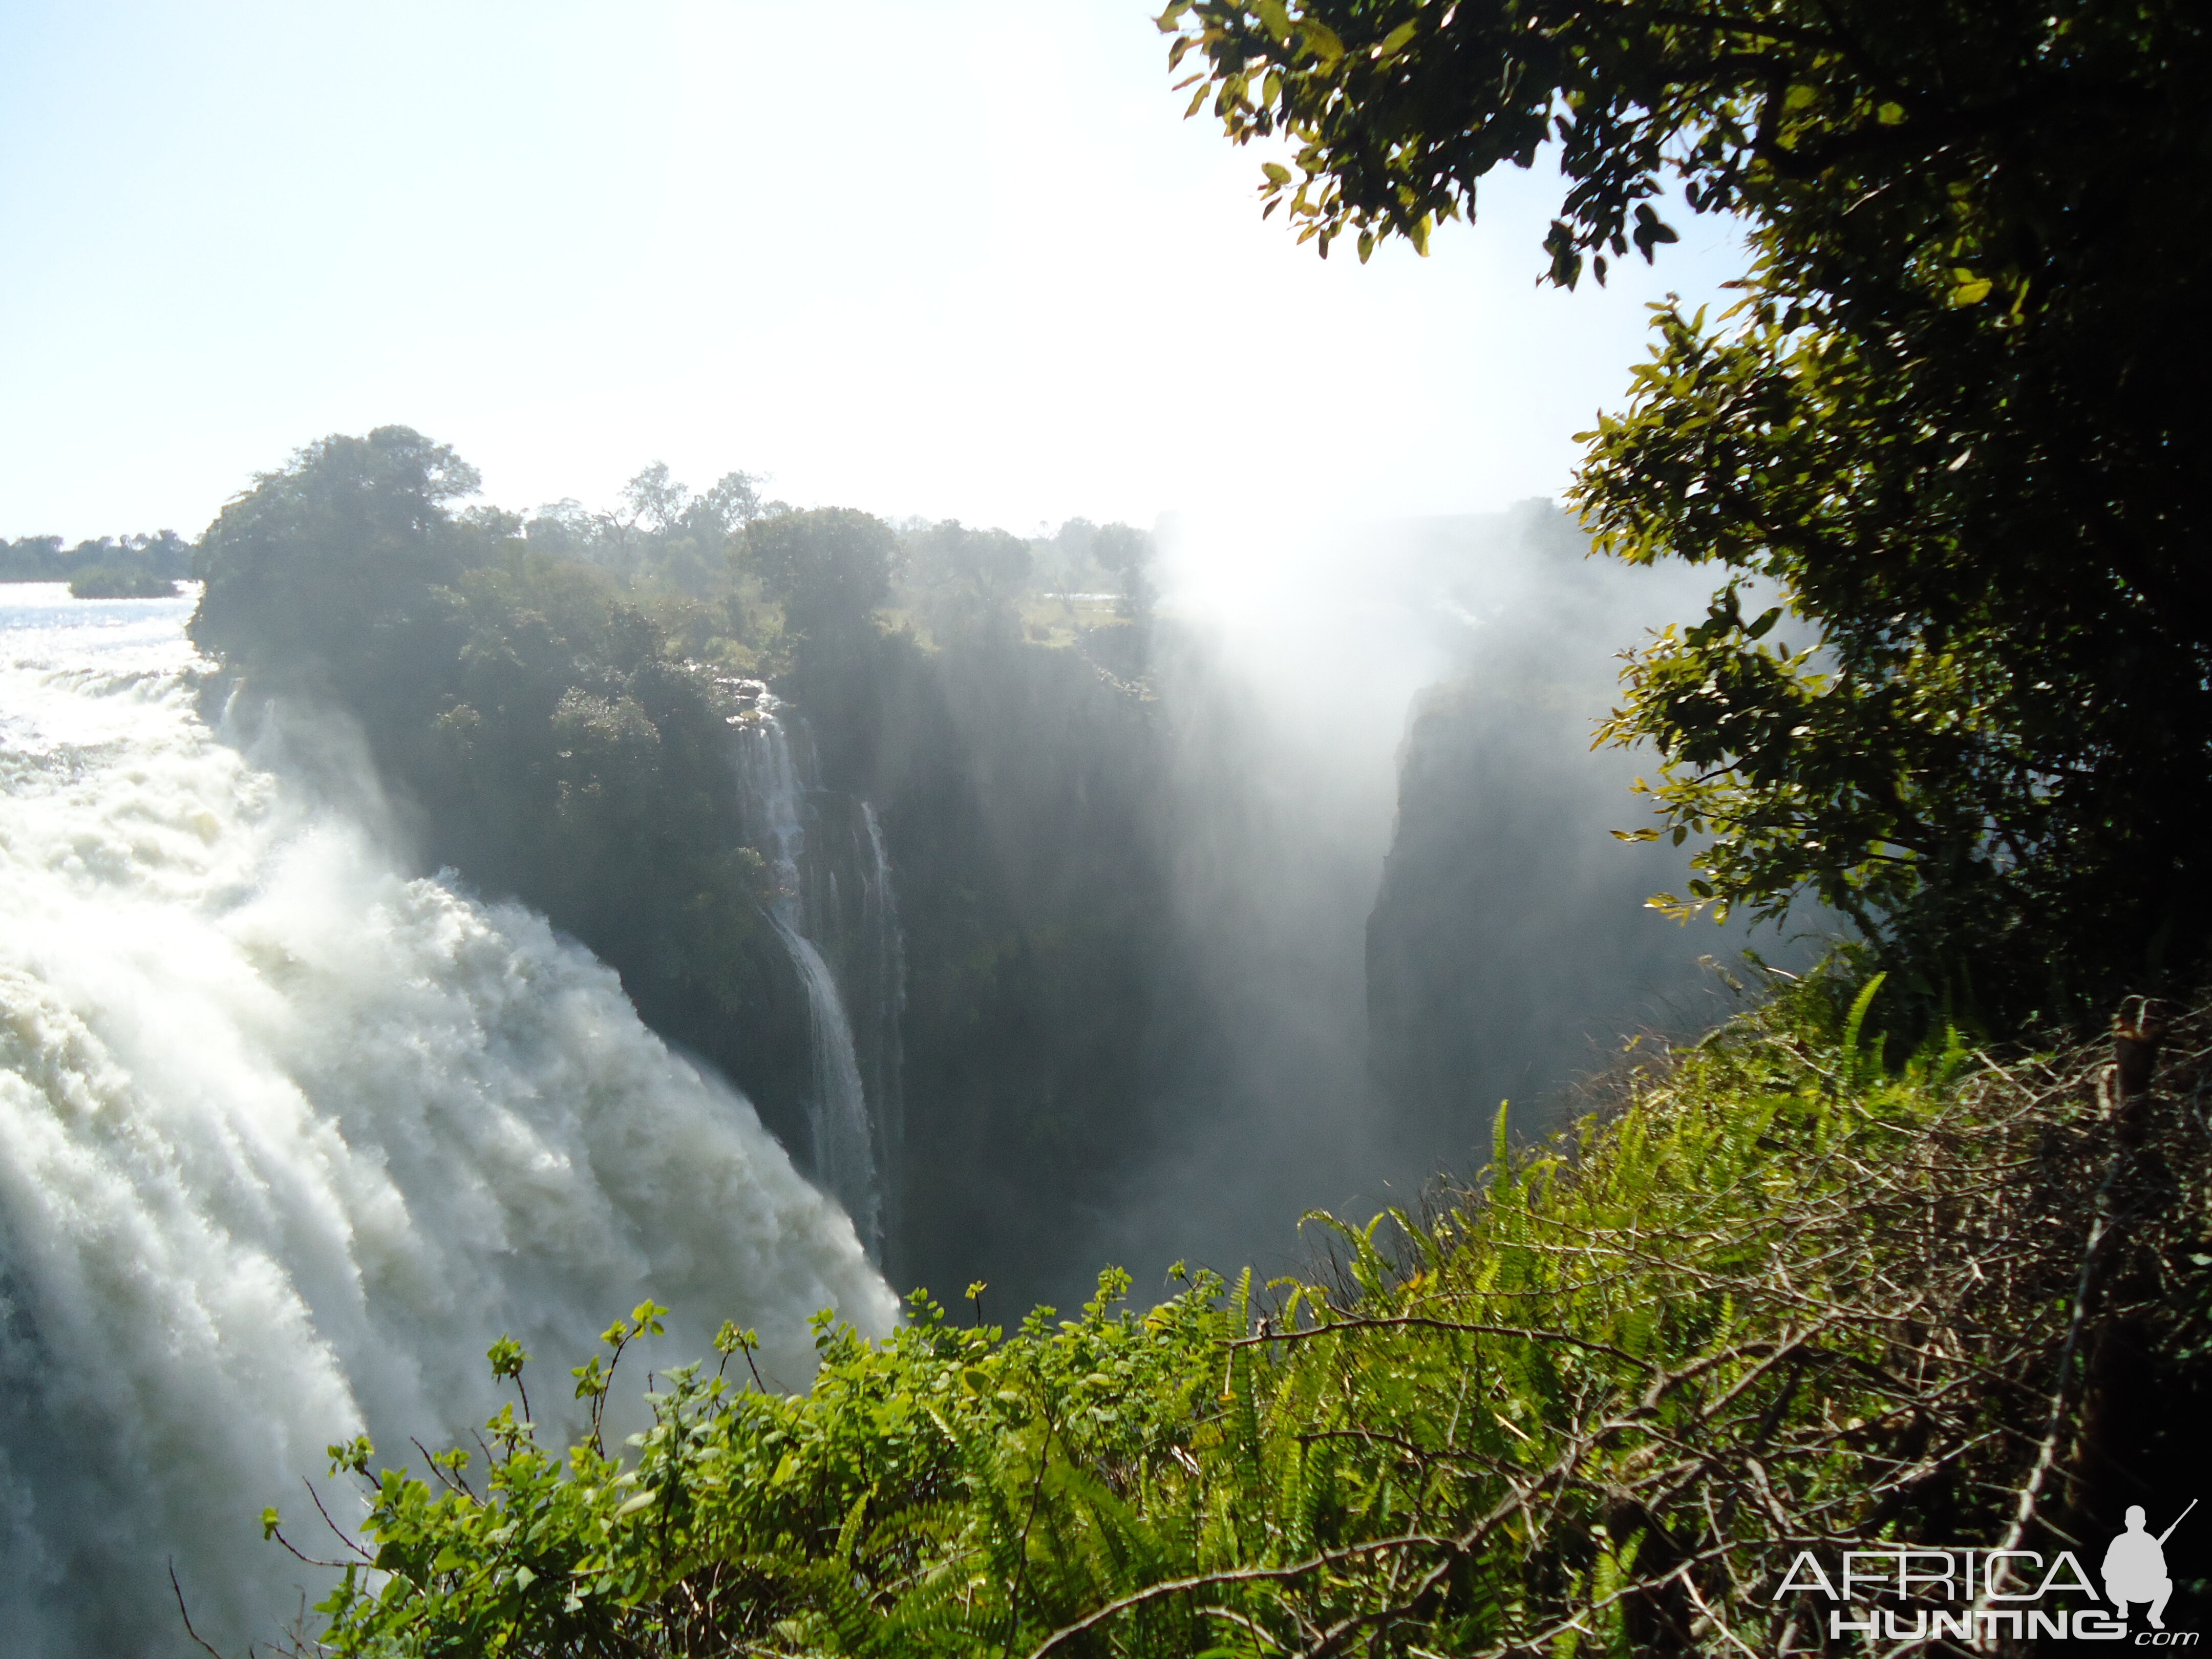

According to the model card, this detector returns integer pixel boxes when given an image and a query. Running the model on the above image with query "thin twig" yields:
[170,1560,228,1659]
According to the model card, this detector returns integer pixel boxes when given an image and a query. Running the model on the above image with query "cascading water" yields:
[730,695,901,1262]
[0,585,896,1657]
[854,802,905,1244]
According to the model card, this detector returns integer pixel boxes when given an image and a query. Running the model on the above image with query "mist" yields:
[1050,501,1817,1298]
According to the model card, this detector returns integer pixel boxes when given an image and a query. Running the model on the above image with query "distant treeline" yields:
[2,531,193,584]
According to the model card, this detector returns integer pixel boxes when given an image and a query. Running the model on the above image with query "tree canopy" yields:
[742,507,899,645]
[2,530,190,585]
[192,426,485,695]
[1161,0,2210,1021]
[904,520,1035,647]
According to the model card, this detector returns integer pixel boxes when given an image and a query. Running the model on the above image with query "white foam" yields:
[0,586,895,1654]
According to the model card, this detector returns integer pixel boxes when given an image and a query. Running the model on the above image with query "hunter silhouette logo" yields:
[2106,1501,2195,1631]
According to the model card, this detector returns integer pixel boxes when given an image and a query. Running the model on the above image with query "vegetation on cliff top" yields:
[186,427,1193,1306]
[191,427,784,1094]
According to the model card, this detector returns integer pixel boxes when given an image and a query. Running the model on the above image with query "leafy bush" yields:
[270,971,2212,1654]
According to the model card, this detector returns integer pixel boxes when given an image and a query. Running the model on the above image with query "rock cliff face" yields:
[764,625,1186,1311]
[1364,511,1820,1172]
[1367,675,1741,1163]
[730,692,905,1264]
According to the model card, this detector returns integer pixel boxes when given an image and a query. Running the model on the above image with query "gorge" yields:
[2,455,1793,1654]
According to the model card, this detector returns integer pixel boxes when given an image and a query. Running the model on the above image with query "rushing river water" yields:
[0,585,894,1655]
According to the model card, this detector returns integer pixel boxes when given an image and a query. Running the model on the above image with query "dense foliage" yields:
[268,969,2212,1654]
[747,509,900,648]
[1158,0,2209,1023]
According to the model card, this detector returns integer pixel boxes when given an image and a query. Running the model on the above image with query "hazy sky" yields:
[1,2,1750,542]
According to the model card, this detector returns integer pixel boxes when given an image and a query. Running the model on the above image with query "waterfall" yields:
[730,693,902,1263]
[856,802,906,1246]
[0,585,896,1657]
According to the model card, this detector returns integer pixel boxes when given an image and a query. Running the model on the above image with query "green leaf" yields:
[1839,972,1886,1079]
[1298,18,1345,66]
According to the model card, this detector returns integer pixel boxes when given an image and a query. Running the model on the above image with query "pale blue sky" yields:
[1,2,1749,542]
